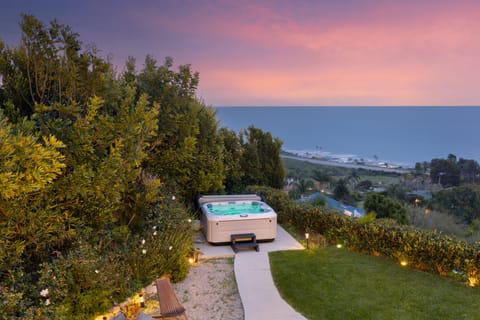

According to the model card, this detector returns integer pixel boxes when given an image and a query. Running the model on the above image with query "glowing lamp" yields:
[468,277,478,287]
[400,260,408,267]
[336,244,343,249]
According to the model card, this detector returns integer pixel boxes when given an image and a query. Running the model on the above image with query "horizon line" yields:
[212,105,480,108]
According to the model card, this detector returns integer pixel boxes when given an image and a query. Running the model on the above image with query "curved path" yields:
[196,226,306,320]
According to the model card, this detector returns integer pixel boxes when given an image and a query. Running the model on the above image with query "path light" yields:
[400,260,408,267]
[189,248,202,265]
[468,276,478,287]
[305,233,309,249]
[194,248,201,263]
[139,293,145,308]
[336,243,343,249]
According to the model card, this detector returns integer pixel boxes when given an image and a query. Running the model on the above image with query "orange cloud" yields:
[127,1,480,105]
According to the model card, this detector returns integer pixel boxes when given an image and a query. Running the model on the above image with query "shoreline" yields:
[281,154,410,174]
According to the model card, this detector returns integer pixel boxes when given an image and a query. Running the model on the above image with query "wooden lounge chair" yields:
[152,277,188,319]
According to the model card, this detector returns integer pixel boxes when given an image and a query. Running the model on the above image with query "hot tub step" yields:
[231,233,259,253]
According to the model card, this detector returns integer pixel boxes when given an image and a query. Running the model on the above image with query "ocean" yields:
[214,107,480,168]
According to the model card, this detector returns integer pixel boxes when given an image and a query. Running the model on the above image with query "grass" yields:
[270,246,480,320]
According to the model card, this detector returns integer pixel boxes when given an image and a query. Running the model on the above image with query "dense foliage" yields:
[430,185,480,224]
[0,15,285,319]
[364,192,409,224]
[417,154,480,187]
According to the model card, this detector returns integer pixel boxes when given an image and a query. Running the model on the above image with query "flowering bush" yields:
[0,195,193,319]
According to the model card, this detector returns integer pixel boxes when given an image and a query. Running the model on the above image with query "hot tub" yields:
[198,194,277,243]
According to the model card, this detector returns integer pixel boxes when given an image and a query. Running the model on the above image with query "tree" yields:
[0,113,65,199]
[0,14,114,119]
[240,126,285,189]
[414,162,426,176]
[430,158,460,187]
[312,169,333,190]
[364,193,408,224]
[347,170,361,188]
[219,127,244,193]
[355,180,373,191]
[458,158,480,184]
[0,15,202,318]
[0,112,66,272]
[294,178,315,194]
[430,186,480,224]
[333,178,350,203]
[135,56,224,201]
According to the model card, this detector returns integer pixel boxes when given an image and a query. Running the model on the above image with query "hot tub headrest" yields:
[197,194,263,205]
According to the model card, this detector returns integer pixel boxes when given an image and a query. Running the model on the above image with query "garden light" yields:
[336,244,343,249]
[305,233,309,249]
[194,248,201,263]
[400,260,408,266]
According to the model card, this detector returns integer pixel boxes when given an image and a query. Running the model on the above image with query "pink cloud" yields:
[125,1,480,105]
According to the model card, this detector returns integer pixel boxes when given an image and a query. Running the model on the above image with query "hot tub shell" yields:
[198,194,277,243]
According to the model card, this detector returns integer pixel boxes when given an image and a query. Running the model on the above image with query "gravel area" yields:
[143,258,244,320]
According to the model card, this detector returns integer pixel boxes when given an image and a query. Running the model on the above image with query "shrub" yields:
[258,186,480,287]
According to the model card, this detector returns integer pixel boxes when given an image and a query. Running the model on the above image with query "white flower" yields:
[45,299,51,306]
[95,269,99,274]
[142,249,147,254]
[168,246,173,251]
[188,219,192,223]
[153,231,157,236]
[172,195,176,200]
[152,226,157,230]
[40,288,49,297]
[141,239,146,245]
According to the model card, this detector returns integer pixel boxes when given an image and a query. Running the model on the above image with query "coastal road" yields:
[281,155,410,174]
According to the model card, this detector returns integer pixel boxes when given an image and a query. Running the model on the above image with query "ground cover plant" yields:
[270,247,480,320]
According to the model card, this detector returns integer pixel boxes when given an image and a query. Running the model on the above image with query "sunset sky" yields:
[1,0,480,106]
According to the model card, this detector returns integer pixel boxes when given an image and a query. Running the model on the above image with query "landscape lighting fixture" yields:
[400,260,408,267]
[336,244,343,249]
[305,233,309,249]
[194,248,201,263]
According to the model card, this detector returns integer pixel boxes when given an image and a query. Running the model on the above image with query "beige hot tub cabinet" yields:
[198,194,277,244]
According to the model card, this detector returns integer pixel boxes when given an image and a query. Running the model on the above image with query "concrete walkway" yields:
[196,226,307,320]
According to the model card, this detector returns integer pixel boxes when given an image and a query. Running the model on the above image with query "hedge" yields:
[250,186,480,287]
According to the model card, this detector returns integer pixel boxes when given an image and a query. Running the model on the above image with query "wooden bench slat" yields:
[153,278,188,319]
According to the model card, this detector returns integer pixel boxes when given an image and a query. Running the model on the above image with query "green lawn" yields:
[270,247,480,320]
